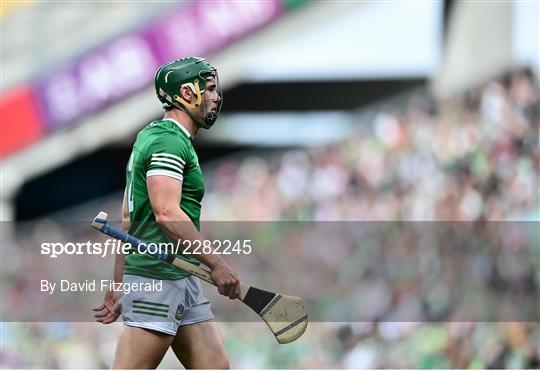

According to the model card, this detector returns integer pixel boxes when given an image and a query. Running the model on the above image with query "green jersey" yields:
[124,118,204,280]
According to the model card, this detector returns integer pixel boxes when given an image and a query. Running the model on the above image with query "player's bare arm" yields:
[147,174,240,299]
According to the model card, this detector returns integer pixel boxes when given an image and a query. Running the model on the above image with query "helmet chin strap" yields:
[205,111,218,126]
[172,100,214,130]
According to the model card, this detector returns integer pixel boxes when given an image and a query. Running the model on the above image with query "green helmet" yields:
[154,57,222,129]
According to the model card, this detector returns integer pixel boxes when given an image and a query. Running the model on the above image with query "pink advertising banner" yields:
[35,0,283,131]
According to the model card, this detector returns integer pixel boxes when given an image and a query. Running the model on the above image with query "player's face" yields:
[203,76,221,113]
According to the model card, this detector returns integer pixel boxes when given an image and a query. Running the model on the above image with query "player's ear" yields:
[180,86,193,102]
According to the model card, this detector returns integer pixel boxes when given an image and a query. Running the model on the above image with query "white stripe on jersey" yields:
[147,170,183,181]
[151,156,185,169]
[152,153,186,165]
[150,161,184,174]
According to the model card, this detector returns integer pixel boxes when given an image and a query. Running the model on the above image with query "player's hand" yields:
[210,259,240,300]
[92,289,122,324]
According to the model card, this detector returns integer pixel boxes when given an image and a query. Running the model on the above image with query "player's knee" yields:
[215,357,230,369]
[192,355,229,369]
[206,352,230,369]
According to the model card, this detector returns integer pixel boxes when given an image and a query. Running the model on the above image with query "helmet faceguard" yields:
[155,57,223,129]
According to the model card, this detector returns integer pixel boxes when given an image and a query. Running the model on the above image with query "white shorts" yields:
[121,274,214,335]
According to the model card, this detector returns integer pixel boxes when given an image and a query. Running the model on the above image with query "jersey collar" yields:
[164,118,191,138]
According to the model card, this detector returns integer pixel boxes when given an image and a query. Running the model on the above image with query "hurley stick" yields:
[91,211,308,344]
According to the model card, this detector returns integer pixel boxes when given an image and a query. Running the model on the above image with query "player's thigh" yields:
[112,325,174,369]
[171,320,229,369]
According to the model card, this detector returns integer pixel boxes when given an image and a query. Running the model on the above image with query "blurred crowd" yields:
[206,66,540,368]
[2,67,539,368]
[203,67,538,222]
